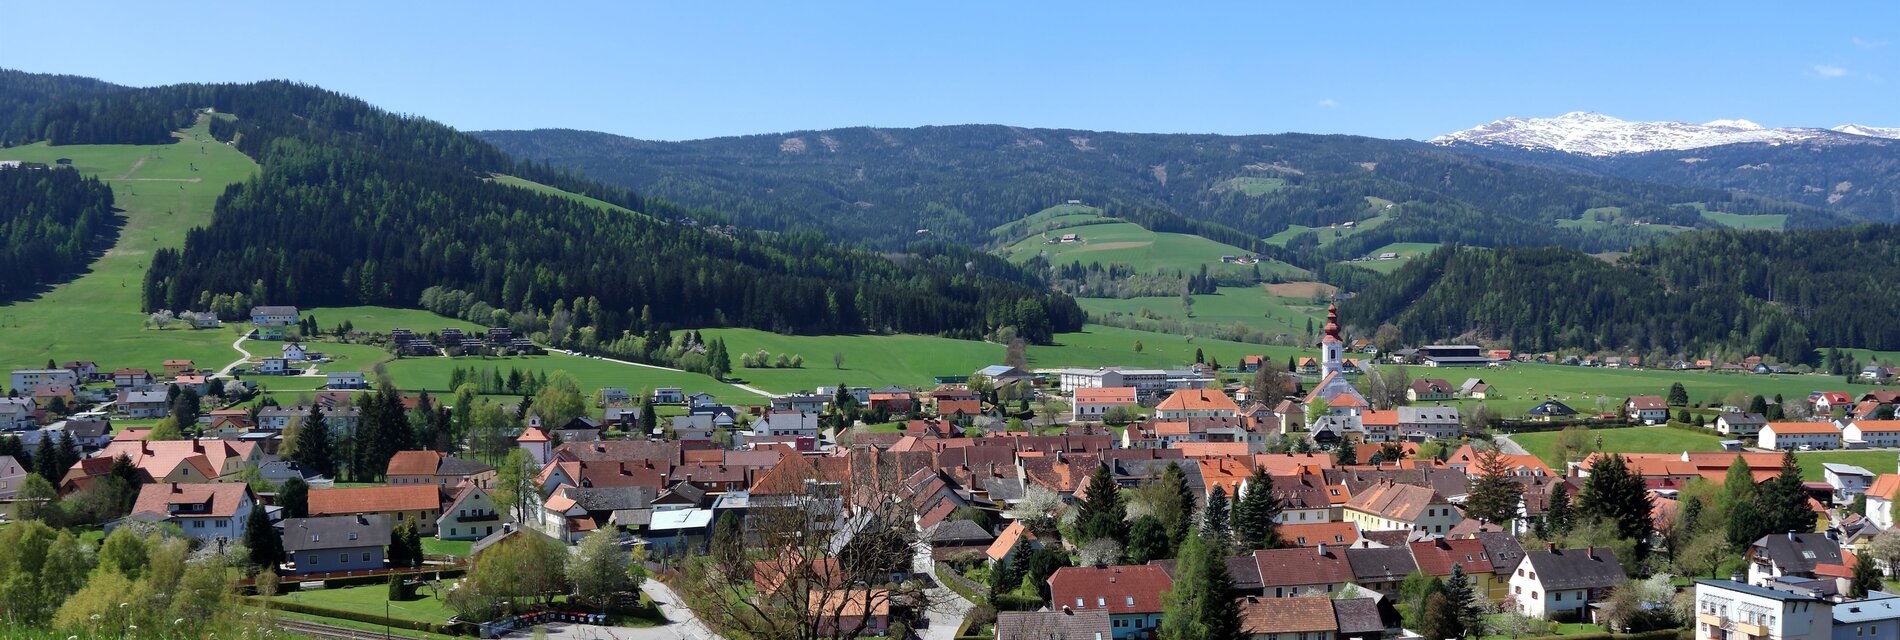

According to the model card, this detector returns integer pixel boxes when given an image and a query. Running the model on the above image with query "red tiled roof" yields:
[1156,389,1239,413]
[1869,474,1900,501]
[387,450,444,477]
[1239,596,1337,635]
[309,485,441,515]
[1253,547,1353,587]
[986,521,1037,561]
[1409,537,1494,576]
[1048,565,1172,614]
[132,482,251,518]
[1765,422,1840,435]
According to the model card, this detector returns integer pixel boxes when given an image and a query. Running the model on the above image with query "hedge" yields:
[252,596,464,635]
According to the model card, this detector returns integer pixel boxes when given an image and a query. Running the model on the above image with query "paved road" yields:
[216,333,253,376]
[503,579,722,639]
[913,544,975,640]
[1493,433,1529,455]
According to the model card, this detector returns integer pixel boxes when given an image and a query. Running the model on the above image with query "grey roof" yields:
[1696,579,1826,602]
[1523,548,1626,590]
[570,486,656,512]
[1529,400,1578,416]
[1399,406,1461,424]
[471,524,560,556]
[611,508,653,527]
[1473,532,1527,575]
[1332,598,1385,634]
[1833,592,1900,623]
[928,519,994,545]
[994,610,1111,640]
[436,456,494,476]
[658,482,708,507]
[280,514,390,552]
[1226,555,1264,591]
[980,475,1025,503]
[1346,547,1418,582]
[1719,412,1768,425]
[1751,533,1844,575]
[60,420,111,438]
[251,306,299,315]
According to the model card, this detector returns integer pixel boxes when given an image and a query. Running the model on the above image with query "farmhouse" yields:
[1624,395,1670,424]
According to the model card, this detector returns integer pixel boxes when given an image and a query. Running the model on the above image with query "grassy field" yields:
[1078,285,1328,340]
[1511,427,1728,468]
[1264,212,1392,247]
[274,582,455,626]
[996,208,1306,277]
[0,115,257,373]
[1343,241,1440,273]
[380,351,764,403]
[1398,362,1866,418]
[1792,451,1900,481]
[487,174,642,218]
[989,204,1106,240]
[304,306,486,335]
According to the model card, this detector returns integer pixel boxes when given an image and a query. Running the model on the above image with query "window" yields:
[339,553,349,563]
[1531,591,1539,599]
[1096,597,1105,607]
[363,552,372,561]
[193,520,204,528]
[1555,593,1562,601]
[1125,596,1134,607]
[348,532,357,541]
[1076,598,1085,608]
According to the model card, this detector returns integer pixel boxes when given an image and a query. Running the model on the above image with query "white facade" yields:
[755,411,819,438]
[326,371,366,389]
[1824,464,1875,502]
[1871,492,1895,531]
[1694,581,1832,640]
[10,369,77,394]
[1844,423,1900,448]
[1761,424,1843,450]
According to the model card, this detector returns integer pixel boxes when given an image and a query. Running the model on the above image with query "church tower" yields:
[1320,302,1344,377]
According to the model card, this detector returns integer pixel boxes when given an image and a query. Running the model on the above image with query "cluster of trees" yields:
[0,521,273,637]
[0,437,143,527]
[445,526,650,621]
[1340,233,1900,364]
[0,69,129,145]
[0,166,117,302]
[280,385,451,481]
[739,348,804,369]
[448,364,552,396]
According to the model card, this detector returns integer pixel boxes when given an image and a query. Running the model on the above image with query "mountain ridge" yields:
[1431,111,1900,155]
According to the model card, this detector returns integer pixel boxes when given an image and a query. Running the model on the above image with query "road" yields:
[217,333,254,376]
[580,351,780,400]
[1493,433,1529,455]
[506,578,722,640]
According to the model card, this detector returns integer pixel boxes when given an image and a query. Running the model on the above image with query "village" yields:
[3,303,1900,640]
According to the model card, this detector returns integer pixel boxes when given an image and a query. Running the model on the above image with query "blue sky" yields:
[3,2,1895,141]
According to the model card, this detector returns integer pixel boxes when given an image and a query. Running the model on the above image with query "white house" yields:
[1824,463,1877,503]
[282,343,308,360]
[259,357,289,375]
[125,483,256,545]
[1624,395,1669,424]
[1509,547,1627,619]
[1071,387,1138,420]
[1714,412,1767,436]
[1693,580,1832,640]
[437,485,507,541]
[250,305,299,326]
[1760,422,1843,450]
[10,368,78,394]
[1342,482,1461,535]
[754,410,819,438]
[652,387,685,404]
[1844,420,1900,448]
[326,371,367,389]
[1866,475,1899,530]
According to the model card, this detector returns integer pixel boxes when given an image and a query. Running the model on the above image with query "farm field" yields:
[1078,285,1327,341]
[273,582,455,626]
[996,208,1307,278]
[303,306,486,335]
[1263,209,1393,246]
[989,203,1108,240]
[0,115,257,373]
[487,174,642,218]
[1395,362,1867,418]
[1510,426,1728,469]
[380,351,764,403]
[1344,241,1441,273]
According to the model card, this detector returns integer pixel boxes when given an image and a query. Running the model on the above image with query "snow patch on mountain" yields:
[1431,112,1893,156]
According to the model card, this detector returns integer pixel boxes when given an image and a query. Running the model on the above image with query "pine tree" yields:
[1125,515,1174,563]
[1852,551,1883,598]
[1465,448,1525,526]
[1443,564,1482,633]
[244,507,285,568]
[1545,481,1573,536]
[1720,455,1765,550]
[280,476,309,518]
[1578,453,1654,562]
[292,405,333,477]
[1759,451,1812,536]
[1158,531,1244,640]
[1418,592,1464,640]
[987,547,1022,600]
[1077,464,1126,544]
[1335,438,1357,465]
[1201,486,1231,542]
[32,434,59,481]
[1233,466,1282,549]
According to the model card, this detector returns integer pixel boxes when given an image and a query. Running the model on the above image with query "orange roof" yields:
[1853,420,1900,433]
[1764,421,1840,435]
[1252,453,1337,475]
[1153,421,1193,437]
[1326,394,1368,408]
[1156,389,1239,413]
[1176,442,1250,458]
[1360,409,1399,427]
[517,427,551,443]
[387,450,445,477]
[986,521,1037,561]
[1278,522,1360,547]
[1869,474,1900,501]
[809,590,892,619]
[308,485,441,515]
[163,359,193,366]
[1074,387,1138,403]
[544,486,579,512]
[132,482,251,519]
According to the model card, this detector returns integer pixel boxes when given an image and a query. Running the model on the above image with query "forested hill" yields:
[1340,225,1900,364]
[0,70,127,145]
[2,72,1080,351]
[1455,141,1900,223]
[475,126,1834,257]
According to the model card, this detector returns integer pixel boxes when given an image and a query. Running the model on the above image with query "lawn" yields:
[303,341,398,373]
[1398,362,1873,418]
[996,211,1306,278]
[487,174,644,218]
[274,582,456,626]
[1794,451,1900,480]
[303,306,486,335]
[380,351,764,403]
[1344,241,1441,273]
[1078,285,1329,339]
[1511,426,1728,469]
[0,114,257,373]
[420,538,473,559]
[989,203,1108,240]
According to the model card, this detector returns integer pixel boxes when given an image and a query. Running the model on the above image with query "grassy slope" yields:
[1394,362,1868,417]
[380,351,764,403]
[486,174,642,217]
[0,116,256,372]
[304,306,487,335]
[1344,241,1441,274]
[1078,285,1328,337]
[995,207,1306,277]
[1512,427,1897,479]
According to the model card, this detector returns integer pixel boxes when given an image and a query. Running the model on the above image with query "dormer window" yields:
[348,532,358,540]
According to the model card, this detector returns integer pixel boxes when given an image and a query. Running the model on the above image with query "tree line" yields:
[0,166,116,302]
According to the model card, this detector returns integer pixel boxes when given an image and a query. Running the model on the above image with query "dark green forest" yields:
[1341,225,1900,363]
[475,126,1835,262]
[1457,140,1900,223]
[0,70,127,146]
[0,166,116,300]
[0,77,1082,350]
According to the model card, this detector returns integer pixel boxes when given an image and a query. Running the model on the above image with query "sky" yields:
[3,2,1896,141]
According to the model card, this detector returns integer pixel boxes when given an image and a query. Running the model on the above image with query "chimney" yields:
[1788,530,1798,541]
[1730,571,1746,583]
[1586,546,1596,559]
[1316,543,1326,556]
[1545,542,1556,553]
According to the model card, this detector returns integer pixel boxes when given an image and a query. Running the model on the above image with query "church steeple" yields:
[1320,302,1343,377]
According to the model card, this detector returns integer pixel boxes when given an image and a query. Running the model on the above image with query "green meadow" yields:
[0,115,257,373]
[995,207,1306,277]
[380,351,765,403]
[1078,285,1329,338]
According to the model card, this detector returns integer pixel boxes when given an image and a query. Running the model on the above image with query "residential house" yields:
[774,393,829,413]
[1460,378,1491,399]
[1237,596,1338,640]
[125,482,255,544]
[386,450,496,488]
[281,514,391,574]
[994,609,1111,640]
[669,414,717,441]
[0,455,27,500]
[930,388,981,417]
[1716,412,1768,437]
[1407,378,1456,402]
[1398,406,1462,441]
[986,521,1040,564]
[651,387,685,404]
[808,590,891,637]
[60,360,98,381]
[1253,546,1355,597]
[974,365,1034,387]
[1825,464,1877,503]
[258,357,289,374]
[1344,481,1462,534]
[1345,546,1418,596]
[1528,400,1578,422]
[282,343,307,360]
[754,410,819,439]
[256,460,325,489]
[1509,546,1627,619]
[1625,395,1670,424]
[1844,420,1900,448]
[118,390,169,418]
[308,485,444,536]
[10,368,77,394]
[437,485,507,541]
[0,397,37,430]
[162,359,195,377]
[1869,475,1900,530]
[1833,591,1900,640]
[1748,532,1845,585]
[596,387,632,407]
[1413,537,1507,600]
[867,388,914,414]
[645,507,714,554]
[112,368,155,390]
[1154,388,1240,420]
[1815,392,1856,415]
[250,305,299,326]
[1761,422,1843,450]
[326,371,367,389]
[1693,580,1833,640]
[1046,565,1171,639]
[1072,387,1138,420]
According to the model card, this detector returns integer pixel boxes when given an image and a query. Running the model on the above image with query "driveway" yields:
[505,579,722,640]
[1493,433,1530,455]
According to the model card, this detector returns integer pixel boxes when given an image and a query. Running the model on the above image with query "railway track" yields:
[275,617,408,639]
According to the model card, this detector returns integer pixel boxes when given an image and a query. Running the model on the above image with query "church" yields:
[1304,302,1368,417]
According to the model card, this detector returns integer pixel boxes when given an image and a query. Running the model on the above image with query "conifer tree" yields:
[1578,453,1654,562]
[1545,481,1574,536]
[1158,531,1243,640]
[1720,456,1765,550]
[1077,463,1126,544]
[1202,486,1231,542]
[1465,448,1524,526]
[1233,466,1281,549]
[292,405,332,478]
[244,507,285,568]
[1759,451,1812,536]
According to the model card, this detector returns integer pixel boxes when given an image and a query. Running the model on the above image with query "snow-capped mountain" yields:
[1430,112,1893,156]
